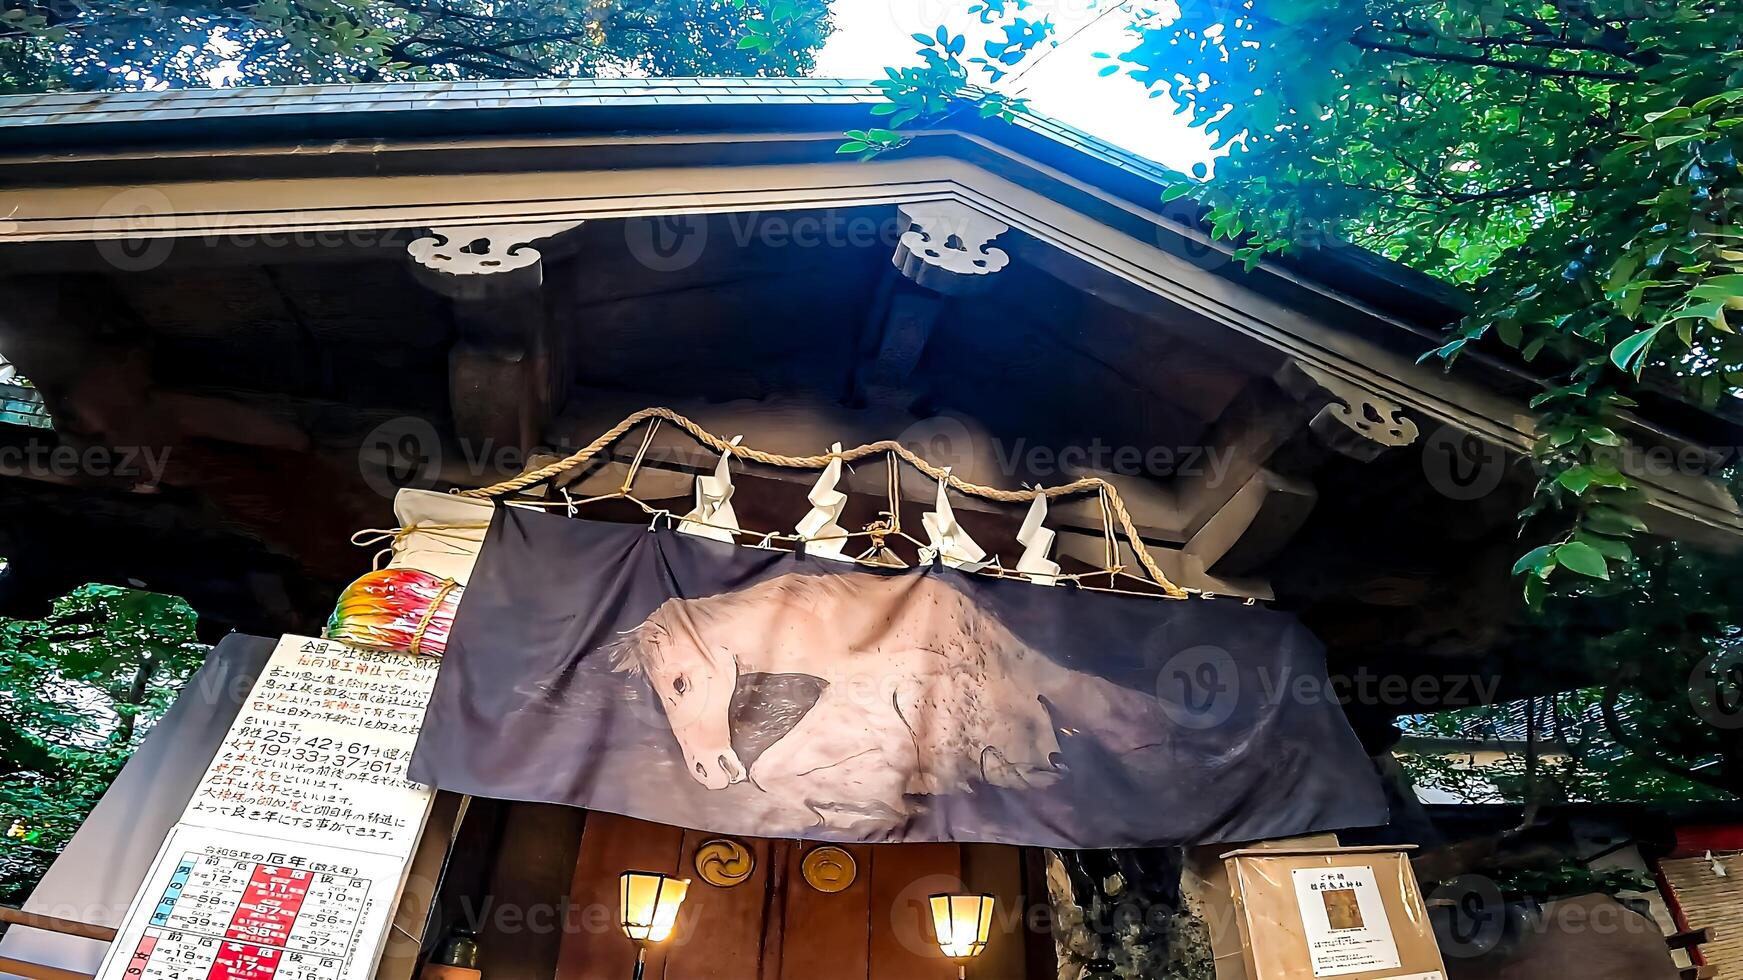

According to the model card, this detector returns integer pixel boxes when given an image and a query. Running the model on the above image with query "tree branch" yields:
[390,39,546,76]
[1457,30,1658,67]
[1353,35,1640,83]
[15,628,101,644]
[112,655,156,745]
[1336,180,1596,205]
[1600,684,1734,793]
[393,3,533,27]
[1508,696,1543,836]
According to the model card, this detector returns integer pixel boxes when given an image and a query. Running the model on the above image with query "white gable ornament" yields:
[796,442,853,562]
[679,436,744,543]
[893,201,1011,296]
[919,472,989,572]
[407,220,583,298]
[1276,360,1421,462]
[1016,494,1062,586]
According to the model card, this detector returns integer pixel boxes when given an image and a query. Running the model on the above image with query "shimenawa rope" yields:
[457,407,1189,599]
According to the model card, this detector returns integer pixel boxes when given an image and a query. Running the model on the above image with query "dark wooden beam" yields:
[1172,378,1315,543]
[0,230,418,276]
[1184,468,1318,576]
[407,222,581,453]
[0,273,384,600]
[850,277,946,410]
[447,287,552,452]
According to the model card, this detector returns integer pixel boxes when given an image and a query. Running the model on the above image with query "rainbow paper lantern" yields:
[325,568,464,657]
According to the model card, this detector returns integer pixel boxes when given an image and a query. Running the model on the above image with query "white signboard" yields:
[98,825,407,980]
[1291,865,1403,978]
[184,637,439,852]
[94,636,441,980]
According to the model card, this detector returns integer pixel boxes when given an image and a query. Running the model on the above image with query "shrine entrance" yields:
[552,815,1033,980]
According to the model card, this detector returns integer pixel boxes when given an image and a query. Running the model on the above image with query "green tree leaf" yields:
[1512,544,1558,578]
[1610,328,1662,376]
[0,585,207,904]
[1554,541,1611,580]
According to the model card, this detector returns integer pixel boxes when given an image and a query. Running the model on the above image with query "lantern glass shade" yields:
[619,872,690,943]
[929,894,995,960]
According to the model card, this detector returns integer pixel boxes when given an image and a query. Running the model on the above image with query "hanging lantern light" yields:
[929,893,995,978]
[618,872,690,980]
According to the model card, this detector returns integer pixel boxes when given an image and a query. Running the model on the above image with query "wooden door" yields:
[555,814,1033,980]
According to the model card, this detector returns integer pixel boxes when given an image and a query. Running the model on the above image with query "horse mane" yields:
[604,621,656,677]
[600,571,966,677]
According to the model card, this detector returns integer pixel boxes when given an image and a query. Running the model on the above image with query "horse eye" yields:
[673,676,688,695]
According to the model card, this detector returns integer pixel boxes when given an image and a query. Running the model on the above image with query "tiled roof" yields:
[0,77,1187,187]
[1400,698,1609,745]
[0,75,1488,357]
[0,77,886,128]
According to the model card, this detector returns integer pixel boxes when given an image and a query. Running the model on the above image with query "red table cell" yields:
[225,866,311,946]
[207,942,282,980]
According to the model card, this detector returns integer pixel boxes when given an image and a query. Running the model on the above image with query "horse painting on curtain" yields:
[605,573,1167,831]
[409,507,1391,848]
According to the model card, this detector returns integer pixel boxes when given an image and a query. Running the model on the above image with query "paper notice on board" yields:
[1291,865,1403,977]
[93,636,440,980]
[185,637,441,852]
[98,825,409,980]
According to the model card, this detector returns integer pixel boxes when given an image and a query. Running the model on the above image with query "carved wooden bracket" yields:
[1277,361,1420,461]
[892,202,1010,295]
[407,221,582,451]
[407,220,583,300]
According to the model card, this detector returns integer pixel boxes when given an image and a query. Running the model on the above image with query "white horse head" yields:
[605,571,1096,817]
[609,601,747,790]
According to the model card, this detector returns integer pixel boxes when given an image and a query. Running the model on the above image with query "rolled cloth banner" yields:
[382,488,493,585]
[409,506,1389,848]
[325,489,492,656]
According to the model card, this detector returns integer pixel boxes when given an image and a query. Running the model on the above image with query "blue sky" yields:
[813,0,1217,172]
